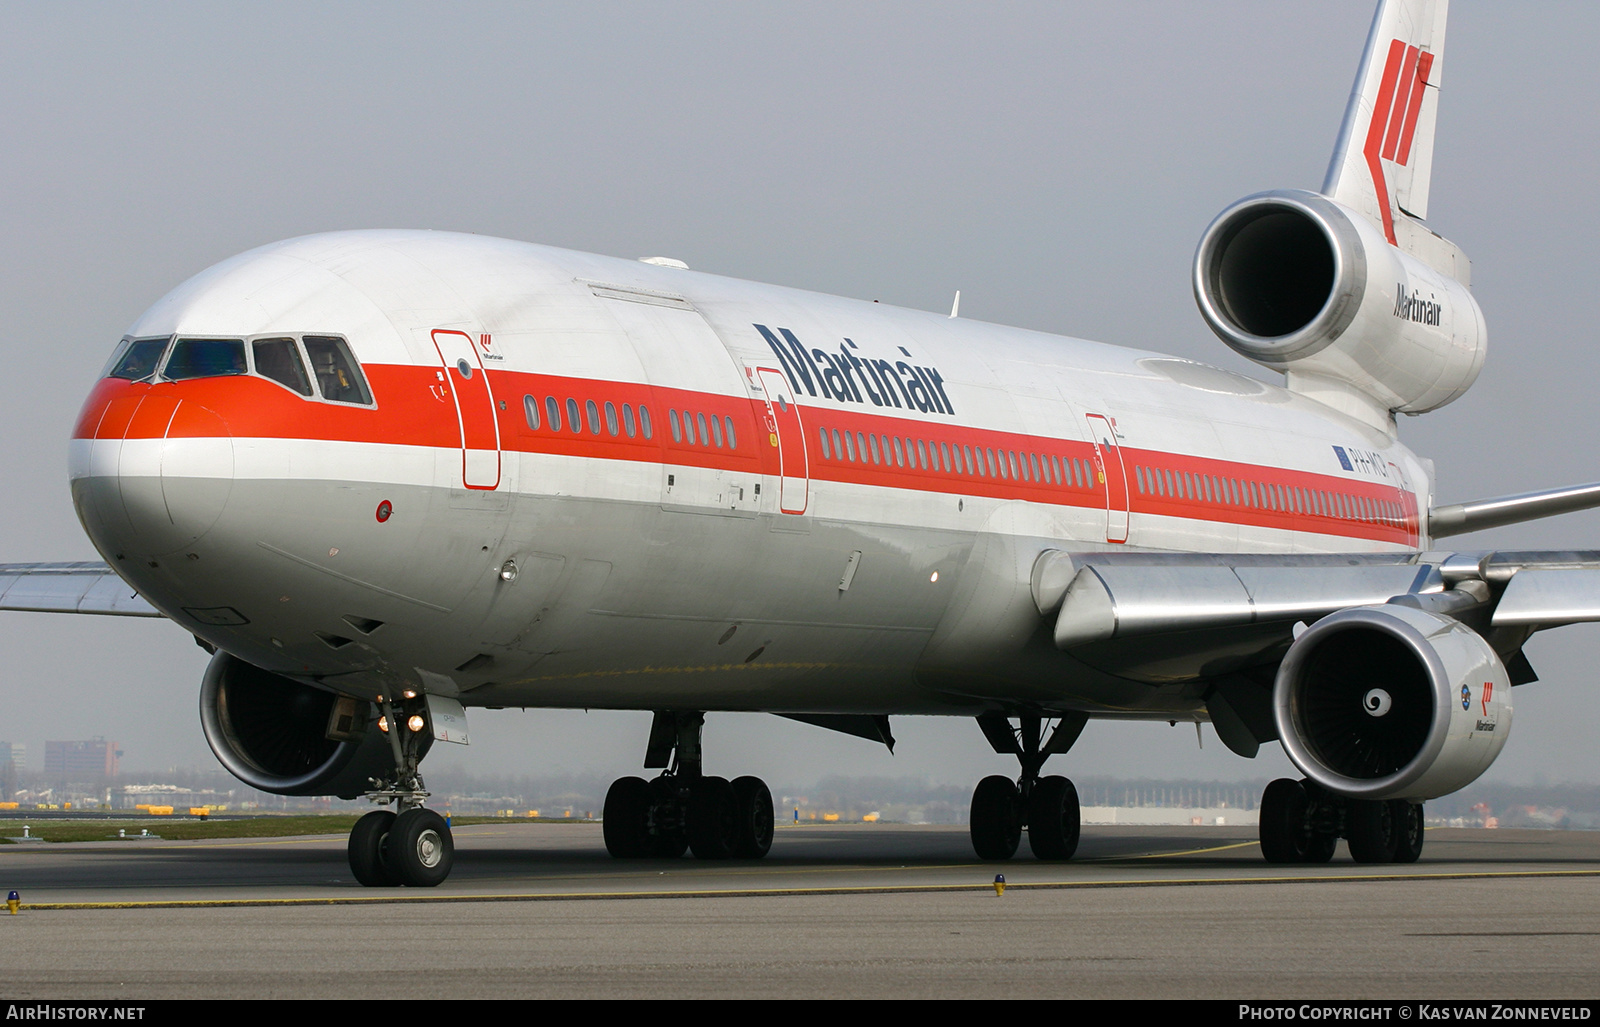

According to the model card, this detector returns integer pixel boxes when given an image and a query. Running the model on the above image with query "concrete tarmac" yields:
[2,823,1598,999]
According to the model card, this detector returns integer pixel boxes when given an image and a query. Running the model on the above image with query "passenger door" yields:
[430,329,501,490]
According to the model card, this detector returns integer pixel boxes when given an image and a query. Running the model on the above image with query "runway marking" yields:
[19,867,1600,911]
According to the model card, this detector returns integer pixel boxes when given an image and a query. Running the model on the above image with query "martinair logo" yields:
[1393,284,1442,327]
[1363,38,1435,245]
[755,325,956,416]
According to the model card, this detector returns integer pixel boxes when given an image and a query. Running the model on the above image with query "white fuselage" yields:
[69,230,1430,720]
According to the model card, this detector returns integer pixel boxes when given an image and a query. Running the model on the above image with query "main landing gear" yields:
[968,712,1089,861]
[347,694,455,887]
[603,711,775,860]
[1258,778,1424,865]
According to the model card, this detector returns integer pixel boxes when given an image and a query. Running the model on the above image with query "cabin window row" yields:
[1134,464,1406,526]
[668,409,739,450]
[817,426,1096,490]
[523,394,655,441]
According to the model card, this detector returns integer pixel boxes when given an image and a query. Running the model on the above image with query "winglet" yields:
[1322,0,1449,246]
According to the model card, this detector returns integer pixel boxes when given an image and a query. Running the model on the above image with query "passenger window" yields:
[252,338,313,396]
[845,431,857,461]
[164,338,247,381]
[696,412,709,446]
[723,416,736,449]
[586,399,601,435]
[819,427,831,459]
[604,401,619,436]
[108,337,170,382]
[567,398,581,432]
[640,406,653,439]
[303,336,372,404]
[710,413,723,448]
[669,409,683,443]
[623,404,637,437]
[832,429,843,460]
[524,395,540,430]
[545,396,561,431]
[869,434,881,465]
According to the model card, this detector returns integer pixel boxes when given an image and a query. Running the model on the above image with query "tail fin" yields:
[1323,0,1451,257]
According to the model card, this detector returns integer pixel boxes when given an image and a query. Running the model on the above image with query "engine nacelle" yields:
[1194,189,1486,414]
[199,651,405,798]
[1274,604,1511,801]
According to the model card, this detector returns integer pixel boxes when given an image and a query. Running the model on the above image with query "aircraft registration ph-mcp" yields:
[8,0,1600,885]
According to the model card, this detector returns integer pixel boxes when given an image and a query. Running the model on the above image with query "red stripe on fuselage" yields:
[74,364,1419,546]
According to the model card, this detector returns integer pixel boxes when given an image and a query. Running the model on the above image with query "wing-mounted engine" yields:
[1193,189,1484,422]
[198,651,408,798]
[1274,602,1510,801]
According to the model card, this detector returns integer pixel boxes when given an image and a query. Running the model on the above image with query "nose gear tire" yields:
[385,808,454,887]
[348,809,400,887]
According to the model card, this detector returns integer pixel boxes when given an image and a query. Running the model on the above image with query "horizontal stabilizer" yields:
[0,562,160,617]
[1429,481,1600,538]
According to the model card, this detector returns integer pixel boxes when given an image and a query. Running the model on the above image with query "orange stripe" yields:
[76,366,1419,546]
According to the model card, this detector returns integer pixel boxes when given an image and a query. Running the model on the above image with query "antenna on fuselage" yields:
[948,290,961,318]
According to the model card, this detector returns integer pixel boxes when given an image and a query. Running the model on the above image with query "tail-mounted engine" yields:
[198,651,408,798]
[1194,189,1485,415]
[1274,603,1511,801]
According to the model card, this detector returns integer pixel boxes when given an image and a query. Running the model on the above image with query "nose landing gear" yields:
[967,712,1087,861]
[603,711,774,861]
[347,694,454,887]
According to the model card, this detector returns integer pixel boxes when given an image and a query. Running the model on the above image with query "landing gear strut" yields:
[347,693,454,887]
[603,711,774,861]
[968,712,1087,861]
[1257,777,1423,864]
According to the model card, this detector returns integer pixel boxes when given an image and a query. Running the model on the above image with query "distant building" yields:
[44,738,119,781]
[0,742,23,773]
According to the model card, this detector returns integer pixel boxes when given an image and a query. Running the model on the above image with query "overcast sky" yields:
[3,2,1599,791]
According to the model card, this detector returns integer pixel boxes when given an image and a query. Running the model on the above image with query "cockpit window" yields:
[164,338,247,381]
[252,337,313,396]
[303,336,372,405]
[107,338,171,381]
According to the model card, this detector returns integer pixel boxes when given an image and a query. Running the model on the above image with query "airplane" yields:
[5,0,1600,887]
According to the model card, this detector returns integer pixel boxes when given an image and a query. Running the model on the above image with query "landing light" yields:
[407,715,426,733]
[930,572,939,583]
[377,718,389,734]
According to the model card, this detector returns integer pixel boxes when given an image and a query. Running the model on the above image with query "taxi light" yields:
[377,718,389,734]
[407,714,426,733]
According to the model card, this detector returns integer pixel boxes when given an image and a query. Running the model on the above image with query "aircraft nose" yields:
[72,395,235,559]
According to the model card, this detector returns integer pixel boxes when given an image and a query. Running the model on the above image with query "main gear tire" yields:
[687,775,737,860]
[1027,775,1081,861]
[730,775,774,859]
[1347,799,1401,863]
[1259,778,1314,863]
[969,775,1022,861]
[603,776,653,858]
[1391,800,1425,864]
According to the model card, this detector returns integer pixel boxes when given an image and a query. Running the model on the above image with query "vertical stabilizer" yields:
[1323,0,1449,248]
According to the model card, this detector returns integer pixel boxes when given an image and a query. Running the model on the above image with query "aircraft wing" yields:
[0,562,162,617]
[1032,549,1600,686]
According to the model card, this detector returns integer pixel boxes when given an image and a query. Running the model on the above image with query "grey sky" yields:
[2,2,1597,789]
